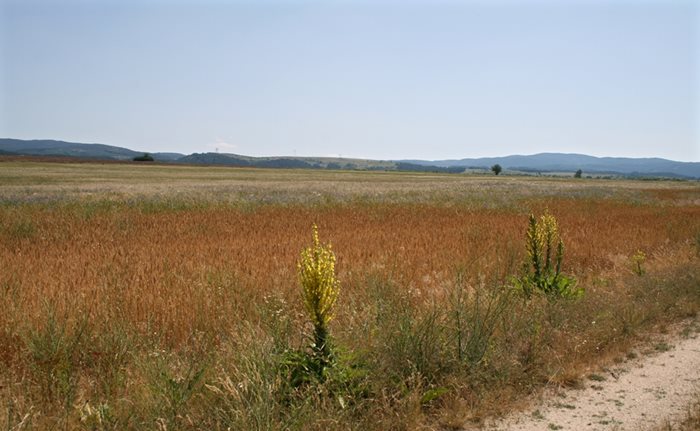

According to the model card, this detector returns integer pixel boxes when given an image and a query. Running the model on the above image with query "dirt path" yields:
[478,322,700,431]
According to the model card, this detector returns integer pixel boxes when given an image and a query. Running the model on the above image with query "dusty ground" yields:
[476,320,700,431]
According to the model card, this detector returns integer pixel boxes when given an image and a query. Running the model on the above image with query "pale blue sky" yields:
[1,0,698,161]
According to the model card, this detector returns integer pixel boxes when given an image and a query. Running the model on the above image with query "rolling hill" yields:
[0,139,184,162]
[178,152,395,170]
[1,138,698,178]
[401,153,700,178]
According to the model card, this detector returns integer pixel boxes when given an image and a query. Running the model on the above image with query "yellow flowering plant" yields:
[631,250,646,276]
[298,224,340,370]
[514,211,581,300]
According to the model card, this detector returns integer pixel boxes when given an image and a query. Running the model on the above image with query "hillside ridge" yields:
[2,138,698,178]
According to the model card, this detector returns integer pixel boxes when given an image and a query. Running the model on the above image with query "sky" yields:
[1,0,698,161]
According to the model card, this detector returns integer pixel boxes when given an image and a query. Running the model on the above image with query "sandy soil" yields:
[477,321,700,431]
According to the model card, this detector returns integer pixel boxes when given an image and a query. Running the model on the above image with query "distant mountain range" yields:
[402,153,700,179]
[1,138,699,179]
[0,139,184,162]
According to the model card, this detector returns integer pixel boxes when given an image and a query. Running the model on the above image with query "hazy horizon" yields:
[1,0,698,162]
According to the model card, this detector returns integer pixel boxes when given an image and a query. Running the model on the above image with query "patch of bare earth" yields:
[476,320,700,431]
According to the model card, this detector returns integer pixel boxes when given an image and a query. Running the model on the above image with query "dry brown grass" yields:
[2,200,697,344]
[0,161,699,429]
[1,159,697,205]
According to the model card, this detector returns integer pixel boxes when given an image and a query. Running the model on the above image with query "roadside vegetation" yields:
[0,162,698,429]
[660,398,700,431]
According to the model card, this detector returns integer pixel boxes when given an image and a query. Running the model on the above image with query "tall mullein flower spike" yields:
[518,210,579,299]
[298,224,340,330]
[526,214,542,282]
[537,212,558,274]
[555,239,564,277]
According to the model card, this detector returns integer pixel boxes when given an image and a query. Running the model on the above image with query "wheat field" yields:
[1,160,699,430]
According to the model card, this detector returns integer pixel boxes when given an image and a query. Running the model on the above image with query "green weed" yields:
[448,272,511,368]
[2,219,36,240]
[147,355,207,428]
[23,308,87,407]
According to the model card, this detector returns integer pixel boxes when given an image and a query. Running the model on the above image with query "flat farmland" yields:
[1,161,699,430]
[2,160,697,205]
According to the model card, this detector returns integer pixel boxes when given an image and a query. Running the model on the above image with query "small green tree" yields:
[491,164,502,175]
[133,153,154,162]
[574,169,582,178]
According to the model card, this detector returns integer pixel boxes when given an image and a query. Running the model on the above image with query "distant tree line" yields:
[394,162,465,174]
[133,153,154,162]
[179,153,467,173]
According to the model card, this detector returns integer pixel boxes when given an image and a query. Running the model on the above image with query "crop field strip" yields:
[0,161,699,430]
[1,160,698,205]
